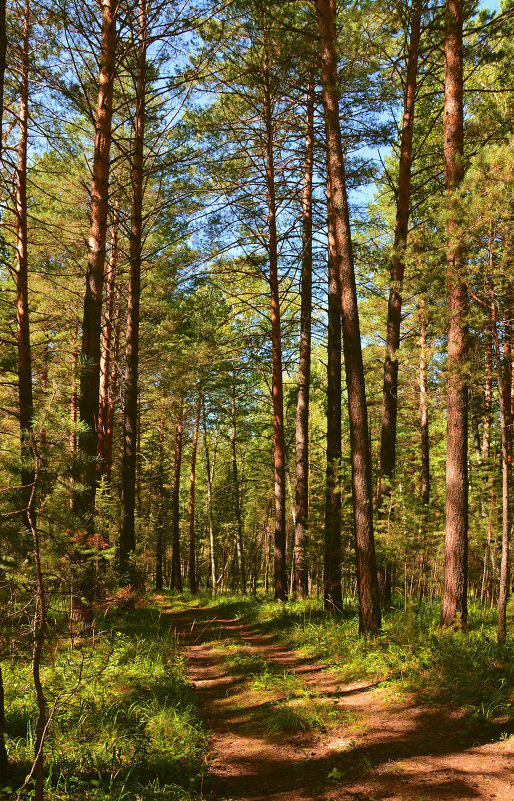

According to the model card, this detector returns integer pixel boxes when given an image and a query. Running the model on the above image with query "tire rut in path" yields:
[164,605,514,801]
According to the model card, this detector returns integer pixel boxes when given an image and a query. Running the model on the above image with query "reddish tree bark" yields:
[155,412,165,591]
[491,291,510,643]
[419,297,430,508]
[379,0,422,505]
[441,0,468,628]
[315,0,381,634]
[97,205,119,481]
[294,71,314,600]
[324,182,343,613]
[75,0,117,533]
[230,387,246,593]
[15,0,34,535]
[262,33,287,601]
[189,397,201,594]
[120,0,146,578]
[202,399,217,596]
[170,401,184,592]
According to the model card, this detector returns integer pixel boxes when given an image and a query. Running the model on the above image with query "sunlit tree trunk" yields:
[15,0,34,536]
[261,17,287,600]
[230,388,246,593]
[120,0,146,579]
[202,400,217,596]
[189,396,201,594]
[294,71,314,599]
[441,0,468,628]
[315,0,381,634]
[76,0,116,537]
[155,412,164,591]
[98,206,119,481]
[379,0,422,505]
[324,182,342,613]
[170,400,184,592]
[419,297,430,507]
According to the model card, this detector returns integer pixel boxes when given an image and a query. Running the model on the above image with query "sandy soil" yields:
[164,604,514,801]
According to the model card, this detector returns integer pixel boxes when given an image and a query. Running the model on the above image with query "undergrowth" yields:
[197,592,514,731]
[1,602,210,800]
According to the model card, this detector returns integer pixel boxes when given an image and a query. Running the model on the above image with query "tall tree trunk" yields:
[324,183,343,613]
[378,0,422,505]
[315,0,381,634]
[75,0,116,536]
[230,388,246,593]
[15,0,35,536]
[189,396,201,594]
[264,54,287,600]
[491,281,511,643]
[155,412,164,591]
[120,0,146,579]
[97,205,119,481]
[419,297,430,508]
[441,0,468,628]
[262,25,287,600]
[202,400,217,596]
[0,0,6,149]
[170,400,184,592]
[482,229,494,461]
[105,301,120,485]
[294,70,314,600]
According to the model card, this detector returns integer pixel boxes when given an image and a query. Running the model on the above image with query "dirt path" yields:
[164,604,514,801]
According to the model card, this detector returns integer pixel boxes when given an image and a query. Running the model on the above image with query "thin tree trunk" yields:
[15,0,35,534]
[294,70,315,599]
[379,0,422,505]
[0,0,6,150]
[482,230,494,461]
[419,296,430,507]
[75,0,116,537]
[262,27,287,600]
[230,389,246,593]
[120,0,146,580]
[324,179,342,613]
[170,400,184,592]
[491,282,511,643]
[97,205,119,481]
[189,396,201,594]
[315,0,381,634]
[155,412,164,591]
[202,400,217,596]
[441,0,468,628]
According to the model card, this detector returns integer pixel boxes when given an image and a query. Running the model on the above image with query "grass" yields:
[1,601,210,800]
[191,591,514,731]
[214,636,354,735]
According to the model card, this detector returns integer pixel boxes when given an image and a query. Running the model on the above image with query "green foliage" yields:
[1,604,210,800]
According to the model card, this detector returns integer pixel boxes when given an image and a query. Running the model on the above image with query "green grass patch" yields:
[2,602,210,800]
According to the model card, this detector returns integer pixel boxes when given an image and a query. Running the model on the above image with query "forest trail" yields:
[163,603,514,801]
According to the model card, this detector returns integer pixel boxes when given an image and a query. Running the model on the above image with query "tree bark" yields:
[379,0,422,505]
[120,0,146,579]
[294,70,314,600]
[170,400,184,592]
[97,205,119,481]
[202,399,217,596]
[15,0,35,536]
[491,281,511,643]
[441,0,468,628]
[315,0,381,634]
[189,396,201,594]
[75,0,116,535]
[324,182,343,613]
[419,297,430,507]
[230,387,247,593]
[262,39,286,601]
[0,0,6,150]
[155,412,164,591]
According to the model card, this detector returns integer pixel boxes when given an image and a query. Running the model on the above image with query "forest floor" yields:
[163,599,514,801]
